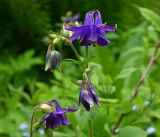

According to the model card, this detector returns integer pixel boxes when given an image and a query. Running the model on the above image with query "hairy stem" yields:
[68,41,81,62]
[88,120,93,137]
[111,42,160,134]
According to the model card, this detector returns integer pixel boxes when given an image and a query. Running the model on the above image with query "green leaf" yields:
[149,110,160,119]
[82,56,95,65]
[118,126,147,137]
[64,58,81,64]
[99,97,118,104]
[148,79,160,93]
[115,68,138,79]
[138,7,160,31]
[104,124,114,137]
[104,75,113,86]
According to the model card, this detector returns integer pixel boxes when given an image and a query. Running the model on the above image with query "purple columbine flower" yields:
[65,10,116,46]
[65,15,79,24]
[79,81,99,111]
[40,100,76,129]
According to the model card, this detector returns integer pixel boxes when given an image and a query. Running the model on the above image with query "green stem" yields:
[44,129,53,137]
[68,42,81,62]
[86,46,89,68]
[88,120,93,137]
[29,113,34,137]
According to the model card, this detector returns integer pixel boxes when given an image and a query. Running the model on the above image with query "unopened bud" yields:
[49,34,57,39]
[40,103,53,113]
[61,23,73,38]
[77,80,83,85]
[75,21,80,26]
[85,68,90,73]
[45,45,61,71]
[53,38,60,44]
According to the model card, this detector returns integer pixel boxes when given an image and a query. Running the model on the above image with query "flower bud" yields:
[61,23,73,38]
[85,68,90,73]
[40,103,53,113]
[45,45,61,71]
[77,80,83,85]
[49,34,57,39]
[53,38,60,44]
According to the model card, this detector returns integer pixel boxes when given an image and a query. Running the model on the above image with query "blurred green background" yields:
[0,0,160,137]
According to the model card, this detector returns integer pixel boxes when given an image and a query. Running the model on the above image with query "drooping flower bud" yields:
[79,81,99,111]
[45,45,61,71]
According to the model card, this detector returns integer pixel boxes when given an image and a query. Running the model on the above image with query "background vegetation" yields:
[0,0,160,137]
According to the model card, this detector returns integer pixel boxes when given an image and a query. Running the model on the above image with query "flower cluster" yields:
[34,10,116,133]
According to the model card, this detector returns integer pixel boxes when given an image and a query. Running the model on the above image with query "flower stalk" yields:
[67,40,82,63]
[86,46,89,68]
[44,129,53,137]
[86,46,94,137]
[29,113,34,137]
[88,120,93,137]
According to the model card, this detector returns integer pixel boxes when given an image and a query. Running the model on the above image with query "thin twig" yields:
[129,42,160,103]
[111,42,160,134]
[111,113,125,134]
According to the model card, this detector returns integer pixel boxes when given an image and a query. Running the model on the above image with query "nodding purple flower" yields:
[65,15,79,24]
[40,100,77,129]
[79,81,99,111]
[65,10,116,46]
[45,45,61,71]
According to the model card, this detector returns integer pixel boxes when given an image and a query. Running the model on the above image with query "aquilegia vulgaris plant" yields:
[30,10,116,137]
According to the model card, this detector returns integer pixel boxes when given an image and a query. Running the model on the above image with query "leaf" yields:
[138,7,160,31]
[118,126,147,137]
[149,110,160,119]
[64,58,81,64]
[104,124,114,137]
[104,75,113,86]
[115,68,138,79]
[82,56,95,65]
[10,50,43,72]
[148,79,160,93]
[99,97,118,104]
